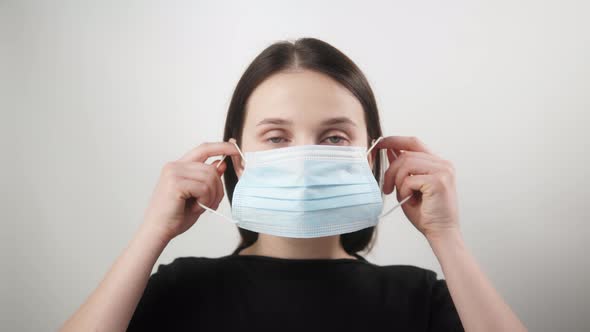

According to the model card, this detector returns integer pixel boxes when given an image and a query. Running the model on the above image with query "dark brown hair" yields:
[222,37,383,256]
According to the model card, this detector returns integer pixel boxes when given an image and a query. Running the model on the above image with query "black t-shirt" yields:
[127,248,464,331]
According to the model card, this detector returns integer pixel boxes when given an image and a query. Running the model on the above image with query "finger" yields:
[393,157,445,198]
[390,151,444,177]
[383,152,444,194]
[190,158,227,177]
[170,162,218,181]
[375,136,433,155]
[178,142,241,163]
[175,178,212,206]
[172,163,220,208]
[210,161,225,210]
[199,164,221,209]
[215,171,224,208]
[389,151,445,180]
[212,159,227,176]
[398,174,435,204]
[386,149,428,165]
[179,162,225,210]
[386,149,397,165]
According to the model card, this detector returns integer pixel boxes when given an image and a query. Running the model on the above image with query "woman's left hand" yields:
[374,136,460,240]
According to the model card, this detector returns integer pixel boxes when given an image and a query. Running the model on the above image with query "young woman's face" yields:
[233,69,371,176]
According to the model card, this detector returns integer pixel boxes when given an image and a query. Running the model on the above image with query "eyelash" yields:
[322,135,347,144]
[266,135,348,145]
[267,137,287,144]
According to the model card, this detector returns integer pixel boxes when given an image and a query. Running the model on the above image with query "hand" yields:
[375,136,460,240]
[141,142,239,242]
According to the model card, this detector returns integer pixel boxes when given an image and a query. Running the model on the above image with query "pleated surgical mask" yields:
[198,137,412,238]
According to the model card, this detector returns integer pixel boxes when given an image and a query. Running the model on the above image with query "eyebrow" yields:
[319,117,357,127]
[256,118,293,126]
[256,117,357,127]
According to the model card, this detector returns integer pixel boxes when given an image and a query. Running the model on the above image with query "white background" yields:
[1,1,589,331]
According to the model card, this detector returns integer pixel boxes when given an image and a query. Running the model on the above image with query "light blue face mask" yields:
[198,137,412,238]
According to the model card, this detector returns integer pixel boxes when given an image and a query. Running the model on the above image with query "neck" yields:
[239,234,357,260]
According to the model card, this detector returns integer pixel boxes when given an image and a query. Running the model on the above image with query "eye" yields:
[267,136,286,144]
[322,135,347,144]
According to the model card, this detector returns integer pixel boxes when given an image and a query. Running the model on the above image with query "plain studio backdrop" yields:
[1,1,589,331]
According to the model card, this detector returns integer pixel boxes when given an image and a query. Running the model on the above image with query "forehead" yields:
[244,69,365,125]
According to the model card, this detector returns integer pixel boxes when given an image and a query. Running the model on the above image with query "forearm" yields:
[60,224,170,332]
[427,228,527,332]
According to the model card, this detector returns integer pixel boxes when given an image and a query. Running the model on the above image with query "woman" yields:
[60,38,527,331]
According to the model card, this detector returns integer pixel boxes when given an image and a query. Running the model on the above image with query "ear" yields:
[228,138,245,178]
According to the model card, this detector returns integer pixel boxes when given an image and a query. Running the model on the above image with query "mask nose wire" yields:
[195,141,246,224]
[367,136,413,218]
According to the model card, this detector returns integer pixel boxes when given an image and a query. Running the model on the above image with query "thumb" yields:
[212,159,227,176]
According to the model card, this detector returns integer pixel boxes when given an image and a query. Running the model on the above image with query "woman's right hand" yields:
[60,142,240,332]
[141,142,240,242]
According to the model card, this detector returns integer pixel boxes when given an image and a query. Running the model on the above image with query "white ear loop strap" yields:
[367,136,413,218]
[195,141,245,223]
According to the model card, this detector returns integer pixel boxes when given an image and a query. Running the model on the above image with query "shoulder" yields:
[159,255,234,270]
[128,256,233,330]
[150,255,240,283]
[364,260,441,286]
[153,255,443,289]
[368,262,462,329]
